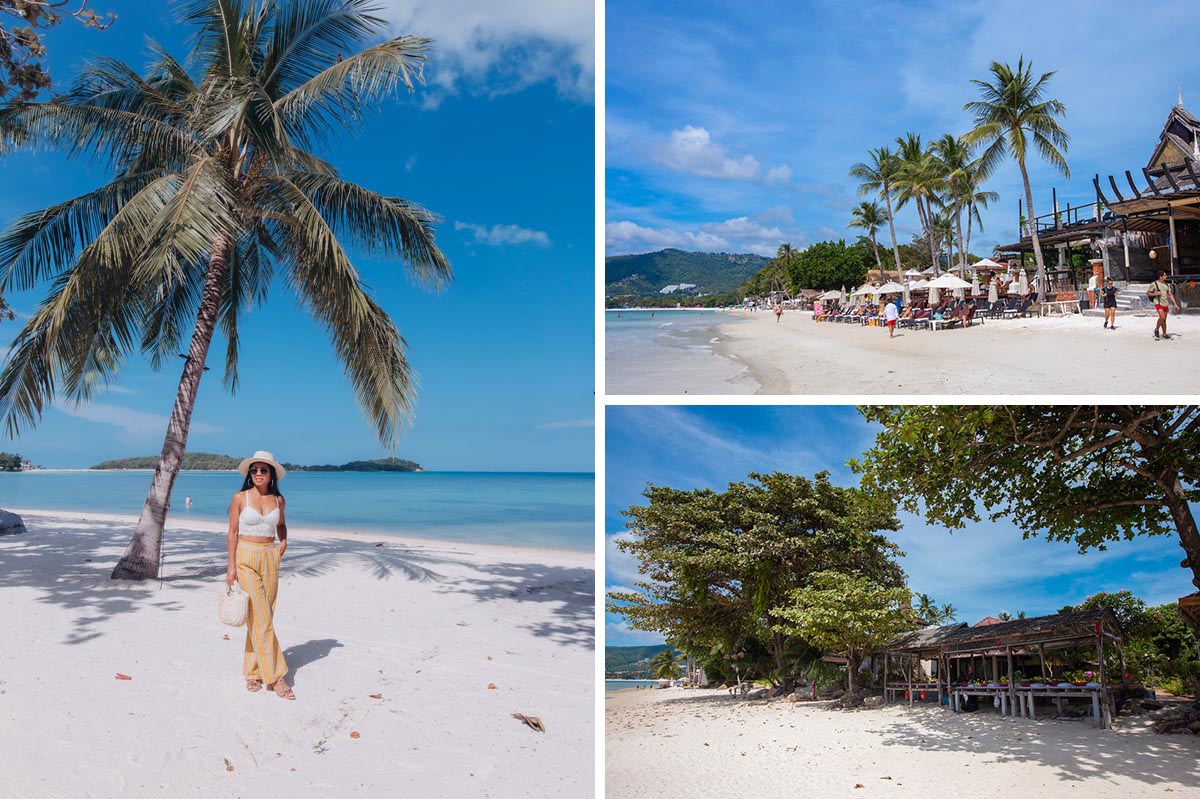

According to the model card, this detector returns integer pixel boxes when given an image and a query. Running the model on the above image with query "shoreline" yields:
[0,511,593,797]
[5,507,590,559]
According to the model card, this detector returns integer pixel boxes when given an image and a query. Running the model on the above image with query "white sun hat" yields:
[238,450,287,480]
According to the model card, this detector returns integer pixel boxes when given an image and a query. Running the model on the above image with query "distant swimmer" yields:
[186,496,192,509]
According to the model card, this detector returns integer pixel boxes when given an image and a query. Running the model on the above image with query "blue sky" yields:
[605,406,1196,647]
[606,0,1200,257]
[0,0,594,472]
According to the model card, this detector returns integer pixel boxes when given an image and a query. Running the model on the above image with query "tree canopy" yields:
[855,405,1200,591]
[773,571,916,694]
[788,240,869,290]
[0,1,114,102]
[607,471,906,688]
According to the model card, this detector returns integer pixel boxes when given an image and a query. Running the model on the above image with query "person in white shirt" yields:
[883,299,900,338]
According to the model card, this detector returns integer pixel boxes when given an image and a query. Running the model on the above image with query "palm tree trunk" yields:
[965,203,975,262]
[954,199,966,271]
[918,198,938,275]
[1019,159,1048,291]
[882,181,903,277]
[870,232,882,274]
[111,235,233,580]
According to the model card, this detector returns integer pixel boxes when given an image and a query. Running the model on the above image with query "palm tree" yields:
[914,592,938,625]
[849,147,904,278]
[963,181,999,263]
[892,133,946,275]
[649,648,683,680]
[964,56,1069,292]
[774,243,798,294]
[0,0,451,580]
[848,201,887,275]
[931,133,975,273]
[938,603,958,623]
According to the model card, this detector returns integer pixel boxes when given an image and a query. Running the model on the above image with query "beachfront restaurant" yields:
[995,105,1200,307]
[880,608,1126,730]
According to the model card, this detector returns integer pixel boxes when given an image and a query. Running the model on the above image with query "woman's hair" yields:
[239,463,284,497]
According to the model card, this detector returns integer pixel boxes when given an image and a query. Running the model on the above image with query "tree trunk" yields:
[883,181,903,277]
[847,648,859,695]
[965,203,974,264]
[919,198,938,275]
[1019,159,1048,291]
[111,236,233,580]
[1161,474,1200,591]
[954,198,966,272]
[870,233,882,274]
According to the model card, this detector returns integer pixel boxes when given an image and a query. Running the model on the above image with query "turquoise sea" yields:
[0,470,593,551]
[604,679,664,691]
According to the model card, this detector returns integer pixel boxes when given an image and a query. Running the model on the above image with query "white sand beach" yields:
[0,510,593,798]
[606,688,1200,798]
[609,309,1200,395]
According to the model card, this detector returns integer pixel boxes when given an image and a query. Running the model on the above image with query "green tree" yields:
[855,405,1200,591]
[789,240,869,290]
[0,0,451,580]
[607,471,906,690]
[848,146,904,278]
[938,603,958,623]
[914,592,937,625]
[963,56,1070,292]
[0,1,115,103]
[649,648,683,680]
[847,201,886,275]
[773,571,916,695]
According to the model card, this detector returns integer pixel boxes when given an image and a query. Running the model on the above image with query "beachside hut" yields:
[880,608,1125,729]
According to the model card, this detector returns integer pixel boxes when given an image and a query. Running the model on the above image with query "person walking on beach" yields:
[1147,271,1180,340]
[1101,278,1119,329]
[773,304,783,322]
[227,450,294,700]
[883,297,899,337]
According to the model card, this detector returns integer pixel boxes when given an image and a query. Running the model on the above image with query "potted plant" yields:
[1083,670,1099,686]
[1065,670,1087,686]
[1014,670,1031,687]
[999,676,1009,686]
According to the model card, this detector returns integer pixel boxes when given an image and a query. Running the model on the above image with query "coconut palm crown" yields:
[963,55,1069,289]
[0,0,452,579]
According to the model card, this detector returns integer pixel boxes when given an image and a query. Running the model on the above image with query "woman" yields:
[226,450,294,699]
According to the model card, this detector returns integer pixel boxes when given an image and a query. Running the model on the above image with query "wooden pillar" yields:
[1006,647,1016,718]
[1122,222,1131,283]
[1039,644,1050,681]
[1097,632,1107,729]
[908,654,914,707]
[884,652,890,704]
[1169,205,1180,276]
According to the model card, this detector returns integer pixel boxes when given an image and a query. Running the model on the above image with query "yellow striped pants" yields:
[236,539,288,684]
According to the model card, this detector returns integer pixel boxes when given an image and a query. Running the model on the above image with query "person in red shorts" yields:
[883,297,899,337]
[1147,271,1180,340]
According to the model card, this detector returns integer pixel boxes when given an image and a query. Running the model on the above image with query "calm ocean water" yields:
[0,470,593,551]
[605,309,751,393]
[604,679,664,691]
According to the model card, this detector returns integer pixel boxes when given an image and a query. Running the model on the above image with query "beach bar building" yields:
[881,608,1125,730]
[997,103,1200,304]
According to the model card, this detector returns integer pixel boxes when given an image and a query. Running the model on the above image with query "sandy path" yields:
[605,688,1200,798]
[0,511,594,798]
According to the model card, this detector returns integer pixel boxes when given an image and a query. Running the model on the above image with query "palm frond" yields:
[274,37,430,149]
[260,0,387,96]
[287,172,451,289]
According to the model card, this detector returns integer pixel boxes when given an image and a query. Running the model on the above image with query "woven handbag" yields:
[218,581,249,627]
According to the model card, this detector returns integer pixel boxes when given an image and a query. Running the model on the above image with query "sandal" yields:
[246,678,263,692]
[272,679,296,700]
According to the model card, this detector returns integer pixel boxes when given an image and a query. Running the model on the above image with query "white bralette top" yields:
[238,490,279,537]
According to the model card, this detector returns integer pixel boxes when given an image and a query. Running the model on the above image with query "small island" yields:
[91,453,422,472]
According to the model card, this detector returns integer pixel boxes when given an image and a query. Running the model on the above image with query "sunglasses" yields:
[248,466,272,475]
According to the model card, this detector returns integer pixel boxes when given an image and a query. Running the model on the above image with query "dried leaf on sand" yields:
[114,673,132,680]
[511,713,545,733]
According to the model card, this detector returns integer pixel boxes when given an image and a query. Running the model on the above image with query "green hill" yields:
[605,644,673,678]
[605,249,769,300]
[92,454,422,472]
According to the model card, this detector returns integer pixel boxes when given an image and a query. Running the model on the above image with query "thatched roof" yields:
[884,608,1123,656]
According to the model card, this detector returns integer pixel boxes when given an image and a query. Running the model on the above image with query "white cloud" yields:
[605,216,801,257]
[379,0,593,102]
[653,126,791,185]
[455,221,551,248]
[57,402,222,437]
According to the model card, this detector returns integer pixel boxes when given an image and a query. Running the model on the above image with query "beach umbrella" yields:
[817,289,841,300]
[988,281,998,304]
[851,284,875,296]
[971,273,980,297]
[972,257,1005,269]
[1018,270,1029,296]
[929,286,940,304]
[904,268,923,277]
[877,281,905,293]
[926,273,972,289]
[902,282,911,304]
[908,278,929,290]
